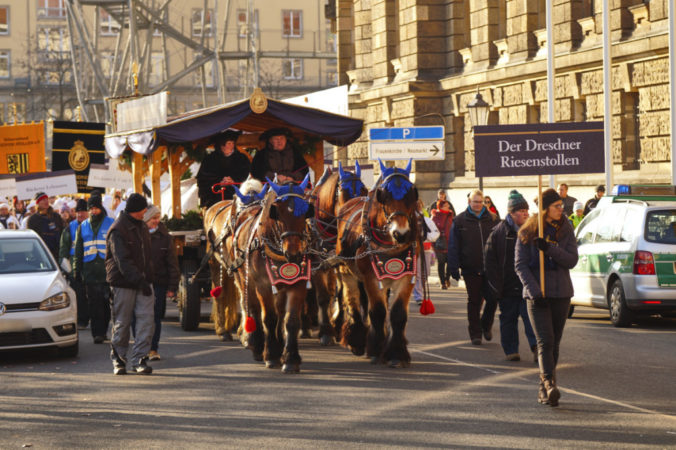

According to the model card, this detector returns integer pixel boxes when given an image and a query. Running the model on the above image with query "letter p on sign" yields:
[403,128,411,139]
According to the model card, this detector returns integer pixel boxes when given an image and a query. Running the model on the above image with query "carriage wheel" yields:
[179,258,201,331]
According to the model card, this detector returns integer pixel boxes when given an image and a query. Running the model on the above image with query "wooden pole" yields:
[150,147,163,207]
[131,151,144,194]
[538,175,545,296]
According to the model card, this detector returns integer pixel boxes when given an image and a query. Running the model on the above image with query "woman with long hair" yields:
[484,196,500,219]
[515,188,578,407]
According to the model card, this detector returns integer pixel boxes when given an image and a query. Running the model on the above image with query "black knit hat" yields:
[507,189,529,213]
[541,188,562,210]
[75,199,88,212]
[87,195,103,210]
[125,193,148,213]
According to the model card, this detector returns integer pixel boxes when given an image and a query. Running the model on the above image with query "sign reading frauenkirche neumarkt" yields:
[474,122,605,177]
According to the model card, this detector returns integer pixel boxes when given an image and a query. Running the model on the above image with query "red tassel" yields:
[244,316,257,332]
[210,286,222,298]
[419,298,435,315]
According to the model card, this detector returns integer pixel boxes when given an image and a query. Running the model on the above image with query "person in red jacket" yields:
[431,200,454,289]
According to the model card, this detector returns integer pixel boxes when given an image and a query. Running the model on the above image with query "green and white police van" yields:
[571,184,676,327]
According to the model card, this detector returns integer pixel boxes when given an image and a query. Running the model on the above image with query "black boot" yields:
[538,375,549,405]
[543,375,560,407]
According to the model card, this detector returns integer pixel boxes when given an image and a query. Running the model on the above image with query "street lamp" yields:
[467,90,491,190]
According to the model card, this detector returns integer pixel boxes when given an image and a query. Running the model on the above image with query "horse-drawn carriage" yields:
[105,89,429,372]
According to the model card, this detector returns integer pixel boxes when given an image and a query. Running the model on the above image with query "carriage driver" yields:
[251,127,308,184]
[196,130,251,209]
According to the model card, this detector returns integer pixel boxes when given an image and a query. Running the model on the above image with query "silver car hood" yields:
[0,270,69,304]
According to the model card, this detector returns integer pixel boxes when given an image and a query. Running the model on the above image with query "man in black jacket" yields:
[447,189,500,345]
[27,191,64,260]
[106,194,155,375]
[251,127,308,183]
[583,184,605,215]
[483,190,537,361]
[196,130,251,208]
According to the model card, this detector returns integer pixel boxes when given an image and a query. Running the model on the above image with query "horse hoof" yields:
[282,363,300,373]
[388,359,401,368]
[300,330,312,339]
[319,335,334,346]
[219,332,233,342]
[265,360,279,369]
[253,353,263,362]
[350,346,365,356]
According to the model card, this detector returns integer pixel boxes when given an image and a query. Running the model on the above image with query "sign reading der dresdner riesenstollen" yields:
[474,122,604,177]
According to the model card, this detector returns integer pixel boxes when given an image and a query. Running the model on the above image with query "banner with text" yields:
[87,163,133,191]
[16,170,78,199]
[0,123,46,175]
[52,121,106,193]
[474,122,604,177]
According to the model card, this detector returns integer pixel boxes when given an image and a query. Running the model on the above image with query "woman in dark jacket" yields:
[515,188,578,407]
[144,205,179,361]
[431,200,454,289]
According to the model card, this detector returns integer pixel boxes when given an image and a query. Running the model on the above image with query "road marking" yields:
[414,348,676,422]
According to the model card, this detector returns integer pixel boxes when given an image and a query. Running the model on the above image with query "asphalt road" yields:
[1,285,675,449]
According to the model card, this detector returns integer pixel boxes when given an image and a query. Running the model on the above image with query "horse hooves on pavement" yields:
[282,363,300,373]
[252,352,263,362]
[265,360,280,369]
[319,335,334,346]
[388,359,401,368]
[350,346,365,356]
[219,332,233,342]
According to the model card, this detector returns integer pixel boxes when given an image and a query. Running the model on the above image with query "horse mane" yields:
[234,178,264,209]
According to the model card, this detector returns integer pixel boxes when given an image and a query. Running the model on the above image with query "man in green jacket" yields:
[73,195,114,344]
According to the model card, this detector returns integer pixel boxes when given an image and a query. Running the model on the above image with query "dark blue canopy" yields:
[155,98,363,147]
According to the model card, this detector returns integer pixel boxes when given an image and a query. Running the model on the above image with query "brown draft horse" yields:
[203,179,267,341]
[232,175,314,372]
[335,159,420,367]
[308,162,367,345]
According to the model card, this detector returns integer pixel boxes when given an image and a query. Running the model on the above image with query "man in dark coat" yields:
[251,127,308,183]
[447,189,500,345]
[106,193,155,375]
[483,190,537,362]
[583,184,605,215]
[196,130,251,208]
[27,191,64,260]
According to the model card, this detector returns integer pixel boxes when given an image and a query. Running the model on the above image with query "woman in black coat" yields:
[515,188,578,407]
[196,130,251,208]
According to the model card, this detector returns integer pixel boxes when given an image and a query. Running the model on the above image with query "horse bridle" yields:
[363,172,415,245]
[266,192,310,256]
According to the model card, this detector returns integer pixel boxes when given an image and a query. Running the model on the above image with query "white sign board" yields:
[116,91,168,133]
[16,170,78,199]
[369,141,445,161]
[283,85,349,116]
[88,163,134,190]
[0,176,17,201]
[369,126,445,161]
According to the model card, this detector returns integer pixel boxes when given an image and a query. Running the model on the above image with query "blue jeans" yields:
[498,296,537,355]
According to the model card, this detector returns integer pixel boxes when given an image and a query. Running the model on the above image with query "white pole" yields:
[670,0,676,184]
[546,0,555,188]
[603,0,613,190]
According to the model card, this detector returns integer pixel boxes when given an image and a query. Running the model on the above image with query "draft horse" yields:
[308,162,367,345]
[232,174,314,372]
[335,159,420,367]
[203,179,268,341]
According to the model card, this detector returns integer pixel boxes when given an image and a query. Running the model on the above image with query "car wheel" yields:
[568,305,575,318]
[59,340,79,358]
[608,279,633,328]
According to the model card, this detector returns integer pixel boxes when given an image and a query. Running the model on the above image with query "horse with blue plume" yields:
[338,161,366,200]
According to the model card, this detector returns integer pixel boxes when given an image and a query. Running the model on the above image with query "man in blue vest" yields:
[73,195,114,344]
[59,198,89,329]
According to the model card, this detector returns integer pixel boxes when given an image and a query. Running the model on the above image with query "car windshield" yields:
[0,238,56,274]
[645,210,676,244]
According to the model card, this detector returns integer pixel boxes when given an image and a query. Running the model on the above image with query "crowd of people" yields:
[419,183,604,407]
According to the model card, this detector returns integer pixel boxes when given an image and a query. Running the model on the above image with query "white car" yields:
[0,229,78,356]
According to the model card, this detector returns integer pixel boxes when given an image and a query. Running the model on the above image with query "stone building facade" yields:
[333,0,672,202]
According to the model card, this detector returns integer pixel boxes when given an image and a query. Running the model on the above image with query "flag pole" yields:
[538,175,545,295]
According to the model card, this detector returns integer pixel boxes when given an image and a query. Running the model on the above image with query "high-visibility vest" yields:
[69,220,79,256]
[81,216,114,262]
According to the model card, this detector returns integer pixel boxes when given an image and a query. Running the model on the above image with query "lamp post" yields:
[467,90,491,190]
